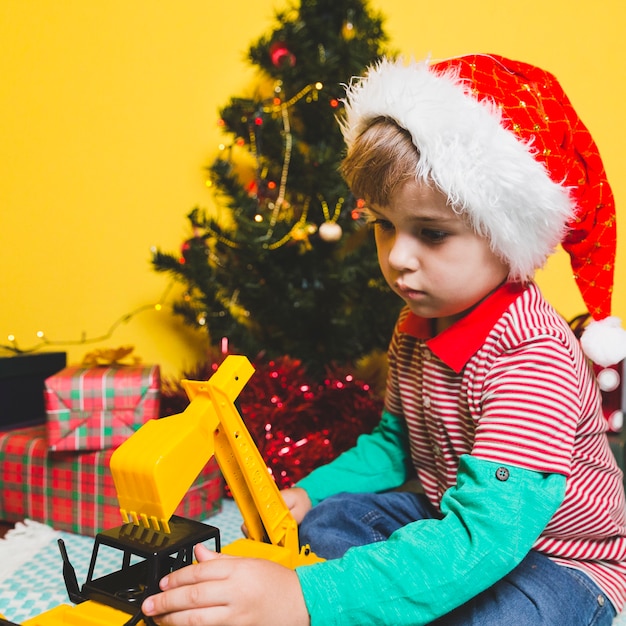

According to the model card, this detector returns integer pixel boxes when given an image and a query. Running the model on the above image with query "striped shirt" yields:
[385,281,626,611]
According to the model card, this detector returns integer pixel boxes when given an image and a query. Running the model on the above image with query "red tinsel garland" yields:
[160,354,384,489]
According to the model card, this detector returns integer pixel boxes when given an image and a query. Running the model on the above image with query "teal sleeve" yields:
[295,410,410,506]
[296,455,567,626]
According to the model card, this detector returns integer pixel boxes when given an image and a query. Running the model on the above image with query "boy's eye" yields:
[421,228,448,242]
[371,218,394,232]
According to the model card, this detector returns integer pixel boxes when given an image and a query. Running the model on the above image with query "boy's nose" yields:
[388,235,420,272]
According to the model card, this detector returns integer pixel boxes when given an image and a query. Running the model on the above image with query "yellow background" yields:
[1,0,624,378]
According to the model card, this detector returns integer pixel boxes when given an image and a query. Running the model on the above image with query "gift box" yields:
[0,426,223,536]
[0,352,67,430]
[45,365,160,452]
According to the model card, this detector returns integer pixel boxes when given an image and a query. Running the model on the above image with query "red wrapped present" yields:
[45,365,160,452]
[0,426,223,536]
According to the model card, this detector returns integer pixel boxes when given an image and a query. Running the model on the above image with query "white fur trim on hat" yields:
[340,57,574,282]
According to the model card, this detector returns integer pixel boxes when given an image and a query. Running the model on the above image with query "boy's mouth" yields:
[396,283,426,300]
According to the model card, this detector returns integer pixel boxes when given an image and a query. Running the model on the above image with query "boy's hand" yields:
[281,486,313,524]
[242,486,313,537]
[141,544,310,626]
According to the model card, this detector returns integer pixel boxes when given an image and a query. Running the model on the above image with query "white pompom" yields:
[580,316,626,367]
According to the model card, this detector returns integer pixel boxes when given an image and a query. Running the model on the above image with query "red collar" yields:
[398,282,527,373]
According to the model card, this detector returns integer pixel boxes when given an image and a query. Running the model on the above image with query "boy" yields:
[142,55,626,625]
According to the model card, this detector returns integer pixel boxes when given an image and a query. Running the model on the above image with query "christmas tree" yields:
[152,0,402,378]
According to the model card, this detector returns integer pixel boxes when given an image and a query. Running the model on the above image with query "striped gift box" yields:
[0,426,223,536]
[45,365,160,452]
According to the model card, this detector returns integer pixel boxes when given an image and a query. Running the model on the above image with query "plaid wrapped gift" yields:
[0,426,223,536]
[45,365,160,452]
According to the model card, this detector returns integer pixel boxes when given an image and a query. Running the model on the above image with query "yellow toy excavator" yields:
[110,353,321,567]
[1,355,322,626]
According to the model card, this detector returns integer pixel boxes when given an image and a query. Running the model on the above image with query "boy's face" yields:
[368,178,509,326]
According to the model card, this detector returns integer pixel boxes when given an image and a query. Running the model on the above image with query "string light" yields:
[263,103,293,242]
[267,198,312,250]
[318,194,344,223]
[261,82,323,114]
[1,282,175,355]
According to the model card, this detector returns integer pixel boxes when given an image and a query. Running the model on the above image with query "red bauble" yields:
[269,42,296,68]
[180,236,208,264]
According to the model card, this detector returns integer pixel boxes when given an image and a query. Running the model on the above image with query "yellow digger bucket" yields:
[109,356,254,533]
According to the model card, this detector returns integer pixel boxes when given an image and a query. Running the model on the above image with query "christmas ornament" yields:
[341,19,356,40]
[318,220,342,242]
[342,9,357,41]
[594,361,624,433]
[289,221,317,251]
[317,194,344,243]
[180,236,208,263]
[269,42,296,68]
[570,314,625,431]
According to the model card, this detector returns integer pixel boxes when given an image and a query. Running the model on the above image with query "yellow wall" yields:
[1,0,624,378]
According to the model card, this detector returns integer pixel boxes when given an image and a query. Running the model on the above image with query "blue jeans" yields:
[299,491,616,626]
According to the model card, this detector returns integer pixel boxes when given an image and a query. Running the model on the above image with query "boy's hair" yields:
[340,117,419,207]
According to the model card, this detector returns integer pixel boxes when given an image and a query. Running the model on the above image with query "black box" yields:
[0,352,67,430]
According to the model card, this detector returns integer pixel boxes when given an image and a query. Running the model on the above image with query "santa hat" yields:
[340,54,626,367]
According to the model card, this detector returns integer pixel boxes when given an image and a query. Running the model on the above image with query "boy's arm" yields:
[296,410,410,506]
[296,454,566,626]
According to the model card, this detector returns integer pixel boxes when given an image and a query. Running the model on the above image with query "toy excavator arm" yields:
[201,375,303,560]
[110,355,321,568]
